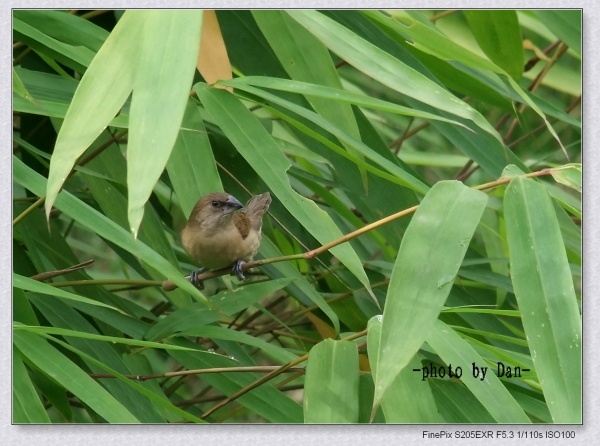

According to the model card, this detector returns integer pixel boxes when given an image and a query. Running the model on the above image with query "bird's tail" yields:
[243,192,271,230]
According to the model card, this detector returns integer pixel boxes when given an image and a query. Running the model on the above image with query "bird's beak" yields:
[224,195,243,214]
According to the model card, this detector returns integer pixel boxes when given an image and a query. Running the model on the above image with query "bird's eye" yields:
[211,200,220,207]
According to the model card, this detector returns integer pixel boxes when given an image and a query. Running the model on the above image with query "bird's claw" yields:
[231,260,246,281]
[189,267,207,290]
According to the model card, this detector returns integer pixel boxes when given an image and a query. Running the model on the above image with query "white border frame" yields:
[3,2,595,445]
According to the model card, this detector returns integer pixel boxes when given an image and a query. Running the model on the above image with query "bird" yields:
[181,191,271,289]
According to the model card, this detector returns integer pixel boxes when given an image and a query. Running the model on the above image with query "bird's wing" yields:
[243,192,271,231]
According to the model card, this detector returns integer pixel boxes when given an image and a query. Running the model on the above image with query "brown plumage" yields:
[181,192,271,287]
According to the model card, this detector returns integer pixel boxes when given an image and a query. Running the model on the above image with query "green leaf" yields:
[12,67,129,127]
[45,11,142,219]
[373,180,488,408]
[426,320,531,423]
[363,10,566,158]
[252,11,361,140]
[14,274,123,313]
[44,11,203,239]
[304,339,359,423]
[166,102,223,217]
[463,11,524,80]
[367,316,441,422]
[533,10,581,57]
[12,68,35,103]
[39,330,206,423]
[288,10,502,143]
[316,11,527,178]
[13,349,51,423]
[428,379,494,423]
[221,81,429,194]
[364,10,502,74]
[253,10,368,187]
[13,15,95,72]
[14,325,201,352]
[549,163,582,193]
[504,176,581,423]
[13,10,109,53]
[82,147,193,308]
[13,287,39,327]
[14,330,140,423]
[479,208,509,306]
[127,10,202,236]
[224,76,471,129]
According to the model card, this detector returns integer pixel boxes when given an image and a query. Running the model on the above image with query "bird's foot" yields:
[231,260,247,281]
[189,267,207,289]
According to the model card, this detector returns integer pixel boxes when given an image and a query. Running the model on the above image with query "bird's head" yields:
[188,192,243,230]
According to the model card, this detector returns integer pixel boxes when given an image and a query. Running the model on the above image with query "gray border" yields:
[4,1,595,445]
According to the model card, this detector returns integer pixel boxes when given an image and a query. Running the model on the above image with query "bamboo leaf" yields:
[223,76,471,129]
[464,11,524,80]
[13,349,51,423]
[220,81,429,194]
[14,325,202,352]
[166,101,223,217]
[374,181,488,408]
[287,10,502,142]
[505,176,581,423]
[14,330,140,423]
[252,10,368,186]
[14,274,123,313]
[367,316,441,422]
[304,339,359,423]
[426,320,531,423]
[45,11,142,219]
[549,163,582,193]
[363,10,567,158]
[127,10,202,236]
[533,10,581,57]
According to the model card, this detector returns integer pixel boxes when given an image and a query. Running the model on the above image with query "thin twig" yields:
[162,168,558,291]
[503,43,570,156]
[429,10,456,22]
[524,39,561,72]
[30,259,95,282]
[200,329,367,419]
[89,366,305,381]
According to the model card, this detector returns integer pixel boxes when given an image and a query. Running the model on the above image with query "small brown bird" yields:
[181,191,271,288]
